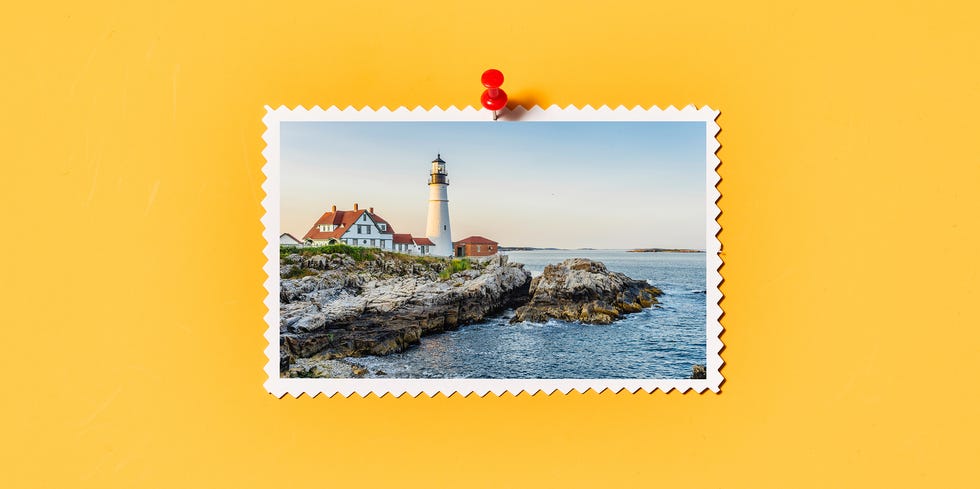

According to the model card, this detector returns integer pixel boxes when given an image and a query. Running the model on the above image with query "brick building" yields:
[453,236,498,257]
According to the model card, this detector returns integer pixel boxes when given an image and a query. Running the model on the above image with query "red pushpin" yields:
[481,69,507,120]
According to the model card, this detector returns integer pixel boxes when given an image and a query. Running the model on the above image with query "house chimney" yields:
[369,207,374,214]
[354,203,359,211]
[331,205,337,212]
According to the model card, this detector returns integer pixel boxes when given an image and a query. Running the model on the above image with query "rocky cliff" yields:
[511,258,663,325]
[278,248,532,373]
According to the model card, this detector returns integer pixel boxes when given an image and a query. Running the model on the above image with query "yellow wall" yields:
[3,1,978,487]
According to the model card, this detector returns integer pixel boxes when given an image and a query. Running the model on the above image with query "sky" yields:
[280,121,707,249]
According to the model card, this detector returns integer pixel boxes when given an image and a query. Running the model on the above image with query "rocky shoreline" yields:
[279,248,532,374]
[279,246,665,377]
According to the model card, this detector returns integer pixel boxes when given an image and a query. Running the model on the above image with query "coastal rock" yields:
[279,250,532,370]
[511,258,662,325]
[690,364,707,379]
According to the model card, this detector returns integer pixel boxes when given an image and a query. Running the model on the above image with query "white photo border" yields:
[262,105,723,397]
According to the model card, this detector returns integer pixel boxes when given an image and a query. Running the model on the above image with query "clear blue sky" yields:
[281,121,707,249]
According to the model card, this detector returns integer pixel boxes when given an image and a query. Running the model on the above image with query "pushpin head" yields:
[481,88,508,110]
[481,69,504,89]
[480,69,507,113]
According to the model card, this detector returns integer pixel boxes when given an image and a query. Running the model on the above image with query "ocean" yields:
[338,249,708,379]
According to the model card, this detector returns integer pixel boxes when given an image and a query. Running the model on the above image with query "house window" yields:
[379,223,386,231]
[489,246,493,251]
[362,240,367,244]
[370,239,375,247]
[477,245,482,252]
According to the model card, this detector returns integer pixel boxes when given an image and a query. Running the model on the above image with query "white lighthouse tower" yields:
[425,154,453,257]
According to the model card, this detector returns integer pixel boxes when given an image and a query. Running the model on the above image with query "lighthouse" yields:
[425,154,453,257]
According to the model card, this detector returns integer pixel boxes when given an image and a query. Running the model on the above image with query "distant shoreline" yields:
[498,247,561,251]
[498,247,705,253]
[626,248,704,253]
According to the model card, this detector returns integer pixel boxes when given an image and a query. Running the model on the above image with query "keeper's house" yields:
[280,233,303,247]
[301,203,433,255]
[453,236,499,257]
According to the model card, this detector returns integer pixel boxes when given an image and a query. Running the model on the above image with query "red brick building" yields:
[453,236,498,257]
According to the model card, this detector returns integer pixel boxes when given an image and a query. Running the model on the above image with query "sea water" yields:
[343,250,707,379]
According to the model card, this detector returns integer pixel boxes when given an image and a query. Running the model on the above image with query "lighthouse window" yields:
[443,225,447,230]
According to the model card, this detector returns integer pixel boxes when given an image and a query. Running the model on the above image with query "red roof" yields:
[302,208,395,241]
[454,235,497,245]
[393,233,414,244]
[413,237,435,246]
[370,213,395,234]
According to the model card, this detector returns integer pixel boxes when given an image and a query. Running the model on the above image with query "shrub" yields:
[438,258,471,280]
[282,266,317,279]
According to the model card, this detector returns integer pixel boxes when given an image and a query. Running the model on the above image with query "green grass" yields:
[281,244,376,262]
[438,258,471,280]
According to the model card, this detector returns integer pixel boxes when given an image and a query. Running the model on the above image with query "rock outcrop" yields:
[690,364,707,379]
[279,250,531,372]
[511,258,662,325]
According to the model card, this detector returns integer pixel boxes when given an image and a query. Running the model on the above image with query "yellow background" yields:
[3,1,978,487]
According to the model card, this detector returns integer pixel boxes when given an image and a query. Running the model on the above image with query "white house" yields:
[302,203,433,255]
[280,233,303,247]
[393,234,435,256]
